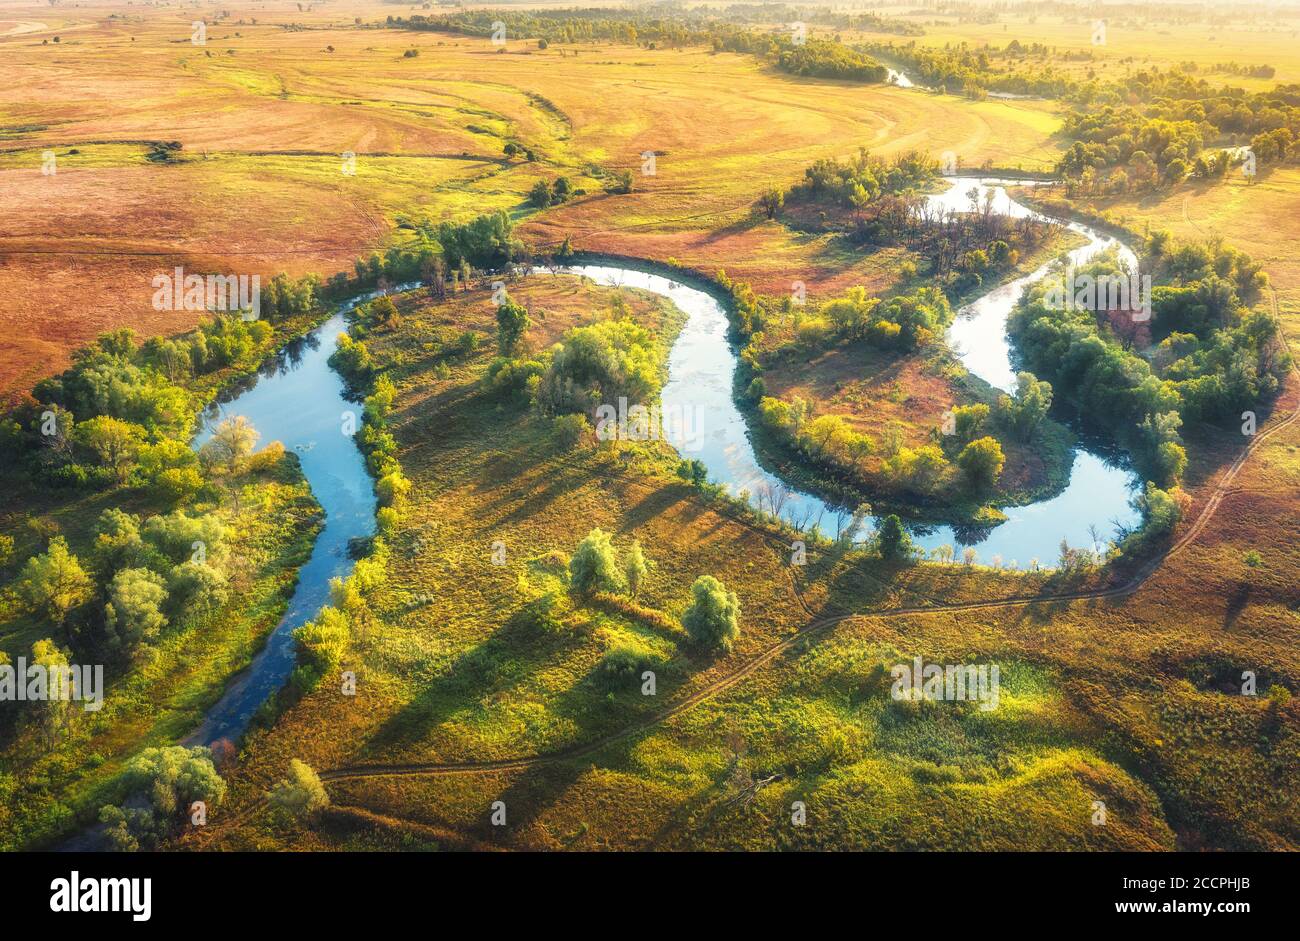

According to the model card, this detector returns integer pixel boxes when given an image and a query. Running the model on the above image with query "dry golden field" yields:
[0,0,1064,398]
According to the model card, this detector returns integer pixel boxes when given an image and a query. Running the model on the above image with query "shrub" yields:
[268,759,329,822]
[957,436,1005,488]
[596,642,657,692]
[247,440,286,473]
[376,470,411,507]
[681,575,741,653]
[553,413,590,451]
[100,745,225,850]
[292,606,349,691]
[951,403,989,442]
[569,528,623,596]
[676,459,708,486]
[517,591,565,634]
[375,506,401,534]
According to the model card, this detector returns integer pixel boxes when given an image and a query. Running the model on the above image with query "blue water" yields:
[183,289,406,746]
[549,186,1141,567]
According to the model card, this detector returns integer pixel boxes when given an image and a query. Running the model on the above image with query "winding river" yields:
[185,185,1139,747]
[183,287,415,747]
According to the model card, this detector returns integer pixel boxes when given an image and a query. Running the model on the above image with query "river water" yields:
[182,287,414,747]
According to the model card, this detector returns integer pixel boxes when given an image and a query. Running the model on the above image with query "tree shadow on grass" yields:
[469,659,676,848]
[359,602,581,758]
[619,483,694,533]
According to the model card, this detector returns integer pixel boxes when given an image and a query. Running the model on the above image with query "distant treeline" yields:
[387,10,892,83]
[860,37,1299,190]
[921,0,1299,29]
[1060,70,1300,191]
[863,39,1088,97]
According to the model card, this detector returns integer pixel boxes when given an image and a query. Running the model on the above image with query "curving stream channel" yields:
[186,182,1139,747]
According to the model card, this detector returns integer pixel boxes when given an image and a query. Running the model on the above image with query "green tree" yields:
[30,639,73,745]
[681,575,741,653]
[268,758,330,822]
[875,514,913,559]
[624,540,649,598]
[100,745,226,850]
[569,528,623,595]
[17,537,93,629]
[957,436,1005,488]
[999,371,1053,440]
[167,561,229,624]
[553,413,590,450]
[369,295,400,330]
[104,567,169,655]
[93,508,145,574]
[676,458,708,486]
[757,187,785,219]
[495,298,532,355]
[201,415,259,472]
[528,179,553,208]
[75,415,144,482]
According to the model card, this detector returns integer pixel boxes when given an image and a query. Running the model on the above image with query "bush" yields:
[268,759,329,822]
[569,528,624,596]
[375,506,401,534]
[596,642,657,692]
[247,440,286,473]
[292,606,350,691]
[100,745,225,850]
[376,470,411,507]
[957,436,1005,488]
[553,413,590,451]
[681,575,741,653]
